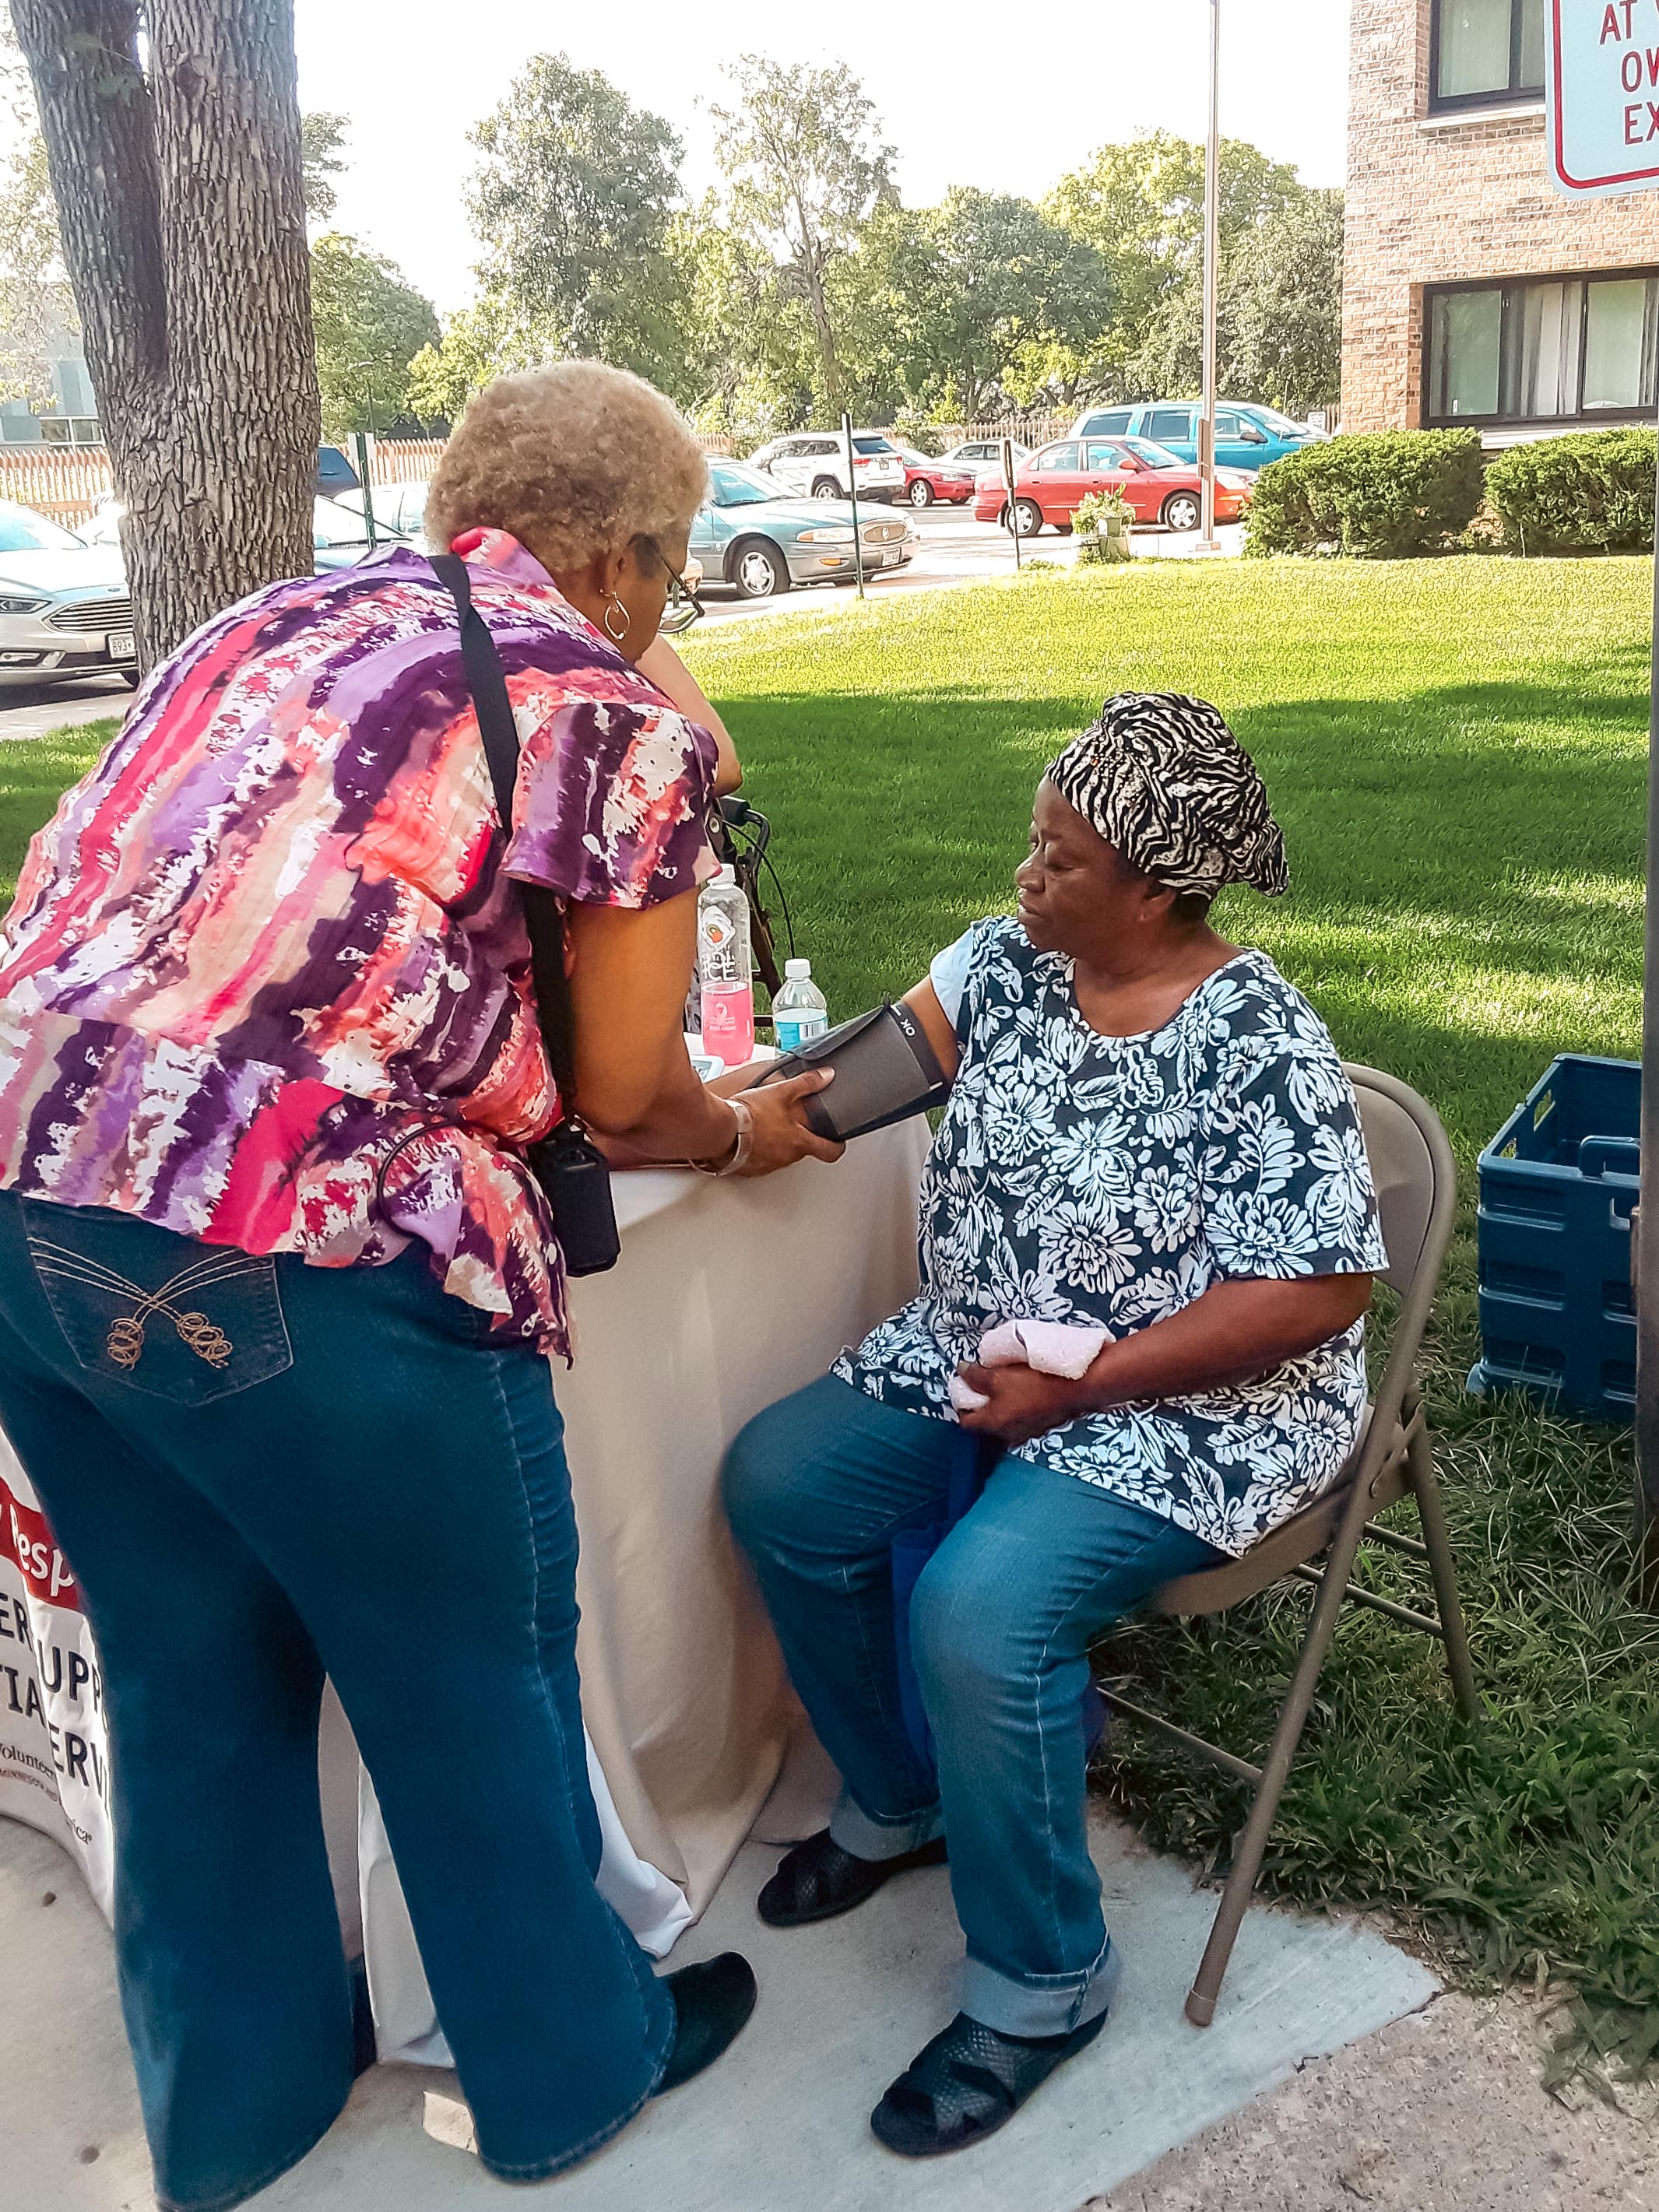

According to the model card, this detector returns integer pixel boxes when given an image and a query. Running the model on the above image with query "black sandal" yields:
[870,2007,1108,2158]
[757,1829,947,1929]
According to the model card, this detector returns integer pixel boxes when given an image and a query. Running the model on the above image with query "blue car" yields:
[1067,400,1319,473]
[690,459,916,599]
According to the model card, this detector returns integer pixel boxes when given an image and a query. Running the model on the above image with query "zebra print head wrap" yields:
[1047,692,1288,901]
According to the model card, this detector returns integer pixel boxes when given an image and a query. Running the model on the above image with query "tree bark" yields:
[10,0,318,667]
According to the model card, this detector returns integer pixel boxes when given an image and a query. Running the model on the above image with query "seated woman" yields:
[724,692,1388,2159]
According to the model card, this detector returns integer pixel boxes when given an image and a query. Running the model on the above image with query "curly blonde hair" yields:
[424,360,708,575]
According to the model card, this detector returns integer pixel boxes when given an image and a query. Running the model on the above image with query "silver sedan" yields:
[0,501,136,689]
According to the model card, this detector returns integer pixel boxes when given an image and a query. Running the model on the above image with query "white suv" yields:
[747,430,906,504]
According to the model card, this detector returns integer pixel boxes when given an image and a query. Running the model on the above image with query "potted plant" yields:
[1073,487,1134,564]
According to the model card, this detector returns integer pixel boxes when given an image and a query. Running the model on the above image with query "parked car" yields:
[972,436,1254,535]
[747,430,906,503]
[691,460,916,598]
[323,483,704,595]
[82,496,414,577]
[0,500,136,688]
[315,445,365,498]
[937,439,1032,472]
[892,448,979,507]
[1068,401,1317,472]
[334,479,431,541]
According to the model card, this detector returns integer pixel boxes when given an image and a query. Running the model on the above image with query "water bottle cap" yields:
[785,958,811,978]
[711,864,737,887]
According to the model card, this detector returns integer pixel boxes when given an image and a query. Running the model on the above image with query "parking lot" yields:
[698,500,1244,626]
[0,505,1245,738]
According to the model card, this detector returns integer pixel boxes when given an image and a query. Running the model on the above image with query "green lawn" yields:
[3,557,1656,2080]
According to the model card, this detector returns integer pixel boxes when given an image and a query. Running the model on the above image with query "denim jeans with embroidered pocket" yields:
[21,1198,293,1406]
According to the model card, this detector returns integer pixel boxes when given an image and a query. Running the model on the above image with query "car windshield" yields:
[1123,438,1183,469]
[1242,406,1306,437]
[312,500,375,548]
[708,464,778,508]
[851,437,895,454]
[0,505,87,553]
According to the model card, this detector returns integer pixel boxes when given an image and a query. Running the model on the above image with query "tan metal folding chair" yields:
[1097,1063,1482,2028]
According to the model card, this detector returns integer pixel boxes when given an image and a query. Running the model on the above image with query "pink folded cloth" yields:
[947,1318,1114,1414]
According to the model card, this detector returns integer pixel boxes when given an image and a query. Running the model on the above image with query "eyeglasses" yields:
[644,538,704,637]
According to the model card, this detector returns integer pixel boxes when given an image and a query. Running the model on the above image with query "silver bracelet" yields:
[691,1095,753,1178]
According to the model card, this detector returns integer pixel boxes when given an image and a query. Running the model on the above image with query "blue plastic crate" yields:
[1469,1054,1638,1421]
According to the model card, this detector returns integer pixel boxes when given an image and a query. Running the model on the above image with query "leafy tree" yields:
[1043,131,1303,397]
[857,188,1112,420]
[466,53,687,392]
[710,55,894,416]
[12,0,318,665]
[1126,183,1343,417]
[0,26,69,410]
[1228,187,1344,418]
[406,293,550,427]
[301,110,348,226]
[310,232,439,438]
[666,196,810,447]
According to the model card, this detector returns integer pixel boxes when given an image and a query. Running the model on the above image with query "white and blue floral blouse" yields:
[835,917,1389,1556]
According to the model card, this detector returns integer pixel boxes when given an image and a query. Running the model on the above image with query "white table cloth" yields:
[0,1122,930,2060]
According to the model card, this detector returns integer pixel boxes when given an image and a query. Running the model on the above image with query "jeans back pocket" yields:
[21,1200,294,1406]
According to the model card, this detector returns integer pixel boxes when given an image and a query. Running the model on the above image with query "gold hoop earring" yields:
[603,595,630,643]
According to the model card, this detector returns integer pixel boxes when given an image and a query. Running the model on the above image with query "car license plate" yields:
[107,631,135,662]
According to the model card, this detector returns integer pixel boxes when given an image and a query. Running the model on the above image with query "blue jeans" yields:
[0,1189,672,2210]
[724,1375,1223,2036]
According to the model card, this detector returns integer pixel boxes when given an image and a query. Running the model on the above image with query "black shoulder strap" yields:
[430,552,581,1125]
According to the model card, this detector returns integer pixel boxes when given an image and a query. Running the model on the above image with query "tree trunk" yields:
[10,0,318,668]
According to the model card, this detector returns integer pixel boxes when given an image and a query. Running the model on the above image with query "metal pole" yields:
[1198,0,1221,552]
[1636,448,1659,1604]
[1003,437,1022,570]
[842,411,866,598]
[353,430,377,549]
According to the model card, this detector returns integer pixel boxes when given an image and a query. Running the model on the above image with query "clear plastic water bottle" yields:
[698,865,754,1066]
[772,957,828,1052]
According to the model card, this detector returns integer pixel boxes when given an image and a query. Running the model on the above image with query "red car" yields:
[972,435,1254,535]
[895,447,979,507]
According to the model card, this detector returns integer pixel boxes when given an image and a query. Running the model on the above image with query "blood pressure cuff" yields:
[747,1000,951,1142]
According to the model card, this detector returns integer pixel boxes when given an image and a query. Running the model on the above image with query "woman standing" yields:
[0,362,835,2209]
[727,694,1387,2158]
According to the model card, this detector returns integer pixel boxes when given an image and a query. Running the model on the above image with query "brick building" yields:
[1344,0,1659,437]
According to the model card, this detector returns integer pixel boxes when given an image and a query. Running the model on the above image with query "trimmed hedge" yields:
[1485,427,1656,553]
[1243,429,1485,558]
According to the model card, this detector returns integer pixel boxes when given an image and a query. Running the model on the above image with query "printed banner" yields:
[0,1436,112,1916]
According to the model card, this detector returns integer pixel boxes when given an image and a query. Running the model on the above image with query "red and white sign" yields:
[0,1438,112,1915]
[1548,1,1659,197]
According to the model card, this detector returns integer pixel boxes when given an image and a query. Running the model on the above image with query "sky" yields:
[292,0,1351,316]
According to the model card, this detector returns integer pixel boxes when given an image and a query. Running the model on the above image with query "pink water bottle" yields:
[698,865,754,1066]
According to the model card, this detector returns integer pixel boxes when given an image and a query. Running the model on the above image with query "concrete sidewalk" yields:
[3,1804,1437,2212]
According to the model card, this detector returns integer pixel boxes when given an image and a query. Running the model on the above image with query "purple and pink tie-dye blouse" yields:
[0,528,719,1357]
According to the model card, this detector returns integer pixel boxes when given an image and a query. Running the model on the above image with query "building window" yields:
[1431,0,1545,111]
[1426,272,1659,425]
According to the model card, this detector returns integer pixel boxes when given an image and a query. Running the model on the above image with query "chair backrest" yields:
[1344,1063,1454,1298]
[1148,1066,1457,1614]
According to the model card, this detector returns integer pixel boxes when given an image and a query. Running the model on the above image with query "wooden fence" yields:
[937,412,1072,449]
[0,444,112,525]
[360,437,445,486]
